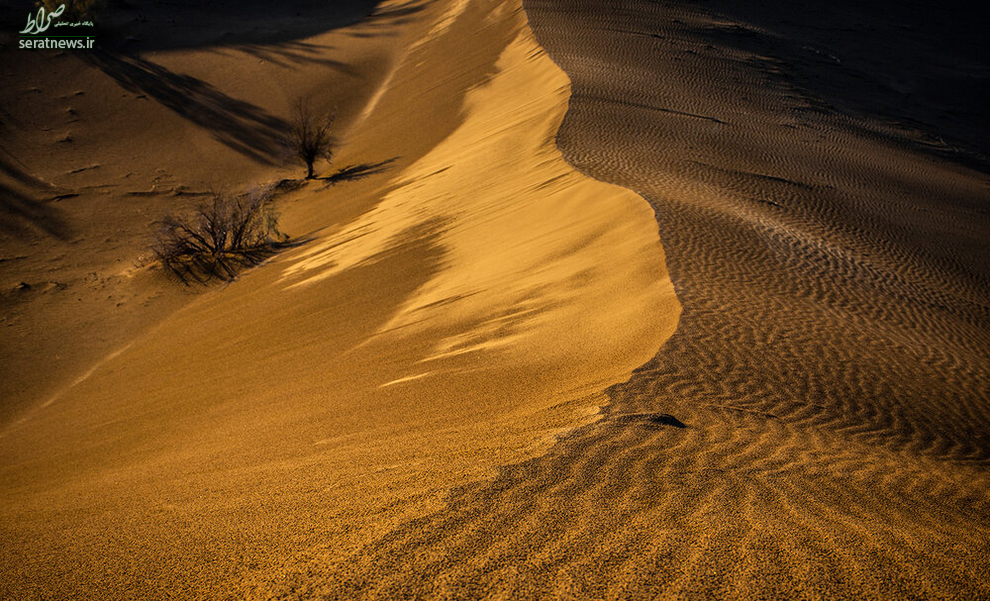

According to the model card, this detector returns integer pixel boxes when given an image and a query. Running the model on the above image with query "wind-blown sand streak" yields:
[271,0,990,598]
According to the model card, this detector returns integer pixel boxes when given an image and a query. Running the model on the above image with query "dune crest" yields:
[0,0,678,598]
[280,0,990,598]
[281,17,676,374]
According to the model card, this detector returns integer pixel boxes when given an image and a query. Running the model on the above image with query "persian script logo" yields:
[19,4,95,49]
[20,4,65,34]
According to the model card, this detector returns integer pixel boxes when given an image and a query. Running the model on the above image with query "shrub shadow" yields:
[84,51,289,165]
[321,158,399,185]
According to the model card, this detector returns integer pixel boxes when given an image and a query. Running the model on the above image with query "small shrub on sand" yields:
[152,186,288,283]
[289,98,335,179]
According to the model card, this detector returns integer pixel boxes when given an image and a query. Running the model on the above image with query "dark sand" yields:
[273,0,990,598]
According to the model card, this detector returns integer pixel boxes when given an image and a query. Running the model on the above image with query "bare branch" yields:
[289,97,335,179]
[151,187,287,283]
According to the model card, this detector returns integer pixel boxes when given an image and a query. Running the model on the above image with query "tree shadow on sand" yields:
[83,51,289,165]
[0,153,73,242]
[321,158,399,186]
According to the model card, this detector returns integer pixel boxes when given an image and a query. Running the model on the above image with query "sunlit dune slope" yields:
[285,0,990,598]
[0,0,677,598]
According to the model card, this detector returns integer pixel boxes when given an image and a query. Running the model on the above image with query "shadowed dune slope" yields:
[0,0,423,425]
[269,0,990,599]
[1,0,676,598]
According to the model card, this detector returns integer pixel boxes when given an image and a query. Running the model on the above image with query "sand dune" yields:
[266,0,990,598]
[0,0,418,426]
[3,0,989,598]
[1,0,676,598]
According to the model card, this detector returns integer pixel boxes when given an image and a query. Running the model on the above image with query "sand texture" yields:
[274,1,990,598]
[2,0,990,598]
[260,1,990,599]
[2,0,676,598]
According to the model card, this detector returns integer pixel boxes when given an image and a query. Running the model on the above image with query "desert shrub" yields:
[152,186,288,283]
[289,98,335,179]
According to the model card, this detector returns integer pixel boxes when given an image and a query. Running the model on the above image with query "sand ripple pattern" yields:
[266,1,990,598]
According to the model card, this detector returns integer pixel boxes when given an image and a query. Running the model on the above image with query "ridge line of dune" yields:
[0,0,682,597]
[240,1,690,595]
[251,0,990,598]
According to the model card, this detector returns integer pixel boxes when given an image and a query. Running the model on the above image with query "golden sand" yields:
[1,0,677,597]
[4,0,989,598]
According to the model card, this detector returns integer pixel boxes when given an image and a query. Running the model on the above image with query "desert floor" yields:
[2,0,989,599]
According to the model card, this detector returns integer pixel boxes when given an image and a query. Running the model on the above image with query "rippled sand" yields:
[2,0,988,598]
[1,0,676,598]
[273,0,990,598]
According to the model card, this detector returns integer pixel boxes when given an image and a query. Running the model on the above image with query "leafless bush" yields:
[289,98,335,179]
[152,186,288,283]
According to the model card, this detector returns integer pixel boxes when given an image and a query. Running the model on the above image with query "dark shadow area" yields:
[683,0,990,171]
[0,0,430,66]
[612,412,688,429]
[0,181,72,241]
[321,157,398,185]
[161,237,309,286]
[0,152,72,242]
[0,0,33,29]
[0,153,52,191]
[83,51,289,164]
[67,0,428,53]
[351,0,430,32]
